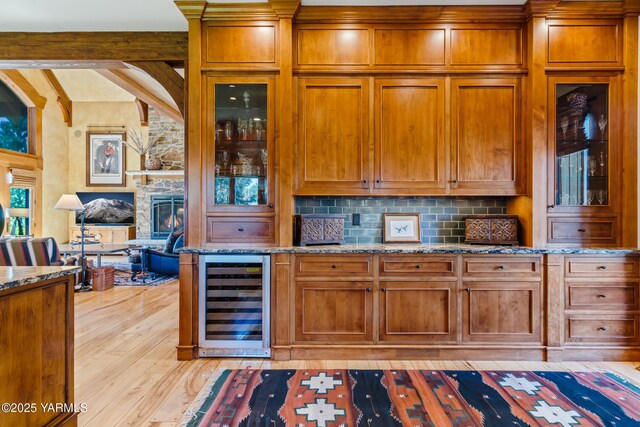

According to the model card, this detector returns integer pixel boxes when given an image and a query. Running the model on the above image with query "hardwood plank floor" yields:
[74,280,640,426]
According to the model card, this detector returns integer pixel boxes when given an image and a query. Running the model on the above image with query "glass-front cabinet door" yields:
[207,78,274,213]
[549,77,616,214]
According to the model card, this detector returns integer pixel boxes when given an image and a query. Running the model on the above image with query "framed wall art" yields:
[382,213,421,243]
[86,131,126,186]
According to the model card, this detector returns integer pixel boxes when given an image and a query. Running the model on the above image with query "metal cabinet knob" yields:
[465,288,471,293]
[597,327,608,331]
[597,265,607,270]
[331,264,337,269]
[367,287,372,292]
[238,228,244,232]
[416,265,421,269]
[577,229,587,233]
[497,265,506,270]
[381,288,386,292]
[597,294,607,299]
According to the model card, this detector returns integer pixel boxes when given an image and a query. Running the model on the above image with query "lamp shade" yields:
[54,194,84,211]
[5,207,30,218]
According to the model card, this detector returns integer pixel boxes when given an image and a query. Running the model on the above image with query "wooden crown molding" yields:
[0,70,46,109]
[202,3,278,21]
[0,32,187,63]
[42,70,72,127]
[525,0,638,19]
[174,0,206,19]
[295,5,526,23]
[269,0,301,19]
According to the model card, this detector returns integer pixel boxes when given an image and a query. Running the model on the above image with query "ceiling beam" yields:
[0,32,187,63]
[95,69,183,124]
[126,61,185,118]
[42,70,72,127]
[0,60,128,70]
[0,70,47,109]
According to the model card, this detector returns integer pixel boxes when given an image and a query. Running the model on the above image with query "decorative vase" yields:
[567,91,588,111]
[145,157,162,170]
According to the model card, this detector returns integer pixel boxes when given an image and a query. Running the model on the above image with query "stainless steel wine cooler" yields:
[198,255,270,357]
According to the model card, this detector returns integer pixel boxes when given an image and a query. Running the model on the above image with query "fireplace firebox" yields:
[150,195,184,239]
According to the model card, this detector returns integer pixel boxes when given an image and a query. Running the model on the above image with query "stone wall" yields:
[295,196,507,244]
[147,106,184,170]
[135,107,185,239]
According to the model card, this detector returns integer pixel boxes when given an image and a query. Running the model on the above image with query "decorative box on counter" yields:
[294,214,345,246]
[465,215,519,246]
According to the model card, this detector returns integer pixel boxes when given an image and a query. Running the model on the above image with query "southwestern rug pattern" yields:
[182,369,640,427]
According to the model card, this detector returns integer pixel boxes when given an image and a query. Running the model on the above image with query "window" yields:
[0,80,29,153]
[8,187,31,235]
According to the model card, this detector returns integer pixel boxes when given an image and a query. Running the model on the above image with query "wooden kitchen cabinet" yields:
[450,78,523,194]
[379,281,456,342]
[296,77,370,194]
[462,281,542,343]
[294,280,374,342]
[547,75,621,246]
[373,79,446,192]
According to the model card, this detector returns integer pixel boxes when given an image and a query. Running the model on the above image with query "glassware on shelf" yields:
[573,117,584,140]
[215,124,224,141]
[560,116,569,139]
[260,148,267,172]
[220,150,230,172]
[215,163,221,175]
[599,152,606,175]
[586,190,595,205]
[224,121,233,140]
[598,114,608,141]
[231,164,238,176]
[238,120,248,141]
[255,120,264,140]
[243,91,251,109]
[597,189,607,205]
[588,156,597,176]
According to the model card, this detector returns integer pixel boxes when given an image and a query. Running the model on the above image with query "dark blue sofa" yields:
[131,232,183,280]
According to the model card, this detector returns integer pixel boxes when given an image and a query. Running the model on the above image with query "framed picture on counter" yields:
[383,213,421,243]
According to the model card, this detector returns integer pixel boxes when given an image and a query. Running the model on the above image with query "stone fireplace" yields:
[135,179,184,240]
[150,194,184,239]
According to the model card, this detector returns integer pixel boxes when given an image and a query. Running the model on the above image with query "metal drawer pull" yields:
[577,228,586,232]
[238,228,244,232]
[597,294,607,299]
[597,327,608,331]
[497,265,506,270]
[597,265,607,270]
[331,265,337,269]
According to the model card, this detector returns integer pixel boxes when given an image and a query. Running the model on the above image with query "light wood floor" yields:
[74,279,640,427]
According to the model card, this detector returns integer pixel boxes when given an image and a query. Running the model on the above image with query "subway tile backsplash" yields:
[294,196,507,244]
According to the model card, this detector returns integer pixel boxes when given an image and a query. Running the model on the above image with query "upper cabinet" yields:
[546,20,622,69]
[297,77,370,194]
[450,78,523,194]
[374,79,446,192]
[295,76,523,196]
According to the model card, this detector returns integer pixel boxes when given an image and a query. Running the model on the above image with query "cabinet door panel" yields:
[297,78,369,193]
[463,281,541,343]
[451,78,522,194]
[374,79,445,191]
[380,281,456,342]
[295,281,373,342]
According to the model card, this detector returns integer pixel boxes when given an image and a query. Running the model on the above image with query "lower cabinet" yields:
[379,281,456,342]
[295,280,373,342]
[69,225,135,244]
[462,282,541,343]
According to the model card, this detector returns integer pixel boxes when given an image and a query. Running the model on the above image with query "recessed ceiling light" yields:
[253,117,261,121]
[229,85,236,88]
[230,96,237,100]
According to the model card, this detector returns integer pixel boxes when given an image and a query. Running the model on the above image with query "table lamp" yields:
[55,194,90,292]
[5,207,30,236]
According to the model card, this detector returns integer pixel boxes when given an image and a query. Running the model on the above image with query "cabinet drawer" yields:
[565,257,639,278]
[206,217,275,244]
[462,256,540,278]
[566,283,639,310]
[548,218,616,244]
[294,255,374,277]
[379,256,456,277]
[566,316,638,343]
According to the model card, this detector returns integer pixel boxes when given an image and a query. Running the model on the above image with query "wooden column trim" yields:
[42,69,72,127]
[178,253,199,360]
[621,13,639,246]
[545,254,564,355]
[272,254,292,360]
[185,17,203,248]
[126,61,185,119]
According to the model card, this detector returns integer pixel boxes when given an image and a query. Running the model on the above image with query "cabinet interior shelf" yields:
[215,140,267,144]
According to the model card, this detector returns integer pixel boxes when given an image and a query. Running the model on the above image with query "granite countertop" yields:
[178,243,640,255]
[0,266,80,291]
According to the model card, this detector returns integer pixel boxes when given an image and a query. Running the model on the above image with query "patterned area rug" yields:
[182,369,640,426]
[102,262,177,287]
